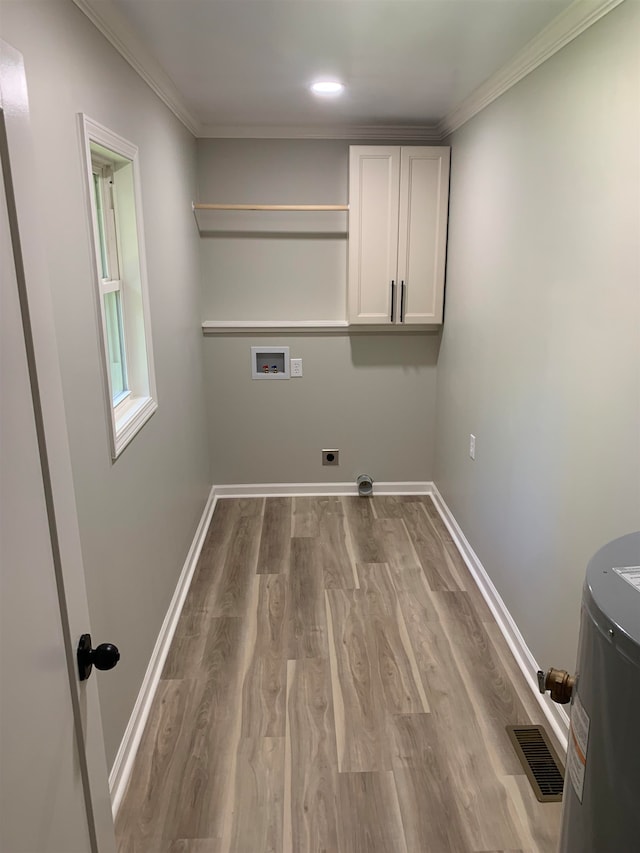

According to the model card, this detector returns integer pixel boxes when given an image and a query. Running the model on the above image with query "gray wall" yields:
[434,1,640,673]
[204,332,438,484]
[198,139,439,484]
[1,0,211,766]
[198,139,348,321]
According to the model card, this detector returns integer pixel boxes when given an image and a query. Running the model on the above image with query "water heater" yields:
[559,532,640,852]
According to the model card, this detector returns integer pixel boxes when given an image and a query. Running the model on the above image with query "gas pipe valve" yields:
[537,667,575,704]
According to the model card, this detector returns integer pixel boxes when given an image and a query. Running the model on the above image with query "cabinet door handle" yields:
[390,280,396,322]
[400,281,406,323]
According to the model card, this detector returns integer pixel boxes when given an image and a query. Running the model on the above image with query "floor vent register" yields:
[506,724,564,802]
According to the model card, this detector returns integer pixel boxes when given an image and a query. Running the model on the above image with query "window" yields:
[81,116,157,459]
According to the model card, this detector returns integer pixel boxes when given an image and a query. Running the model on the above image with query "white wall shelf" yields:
[194,202,349,211]
[202,320,439,335]
[193,202,348,235]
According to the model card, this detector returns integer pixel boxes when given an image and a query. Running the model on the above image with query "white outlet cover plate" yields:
[291,358,303,377]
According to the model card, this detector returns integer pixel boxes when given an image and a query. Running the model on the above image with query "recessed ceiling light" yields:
[310,80,345,96]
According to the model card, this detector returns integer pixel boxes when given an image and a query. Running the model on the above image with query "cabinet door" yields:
[397,147,450,324]
[348,146,400,323]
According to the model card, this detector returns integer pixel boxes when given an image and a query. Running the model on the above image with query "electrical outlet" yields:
[291,358,303,377]
[322,449,339,466]
[469,434,476,460]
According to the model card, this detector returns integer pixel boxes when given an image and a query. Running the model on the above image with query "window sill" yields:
[112,395,157,459]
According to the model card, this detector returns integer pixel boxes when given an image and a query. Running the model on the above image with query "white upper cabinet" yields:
[347,147,400,323]
[348,146,450,325]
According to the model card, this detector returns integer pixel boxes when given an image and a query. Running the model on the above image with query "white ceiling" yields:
[108,0,576,135]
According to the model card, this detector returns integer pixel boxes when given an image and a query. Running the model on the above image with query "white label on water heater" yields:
[568,692,590,804]
[612,566,640,592]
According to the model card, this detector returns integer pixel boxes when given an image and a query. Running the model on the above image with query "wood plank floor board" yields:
[162,621,248,840]
[432,590,531,776]
[319,514,359,590]
[389,565,440,624]
[205,510,263,617]
[395,600,524,851]
[369,495,423,519]
[373,517,422,573]
[336,771,408,853]
[342,497,385,563]
[234,496,266,517]
[198,497,240,555]
[399,498,465,591]
[318,496,345,517]
[116,673,243,844]
[117,839,223,853]
[120,617,248,846]
[160,628,207,682]
[115,679,192,846]
[292,496,318,538]
[199,615,246,689]
[325,565,429,773]
[241,574,287,737]
[387,714,478,853]
[257,497,292,574]
[325,585,390,773]
[284,658,340,853]
[483,621,565,758]
[188,499,241,601]
[287,536,328,659]
[161,680,232,842]
[501,774,563,853]
[356,563,430,715]
[388,712,436,770]
[227,737,285,853]
[420,498,496,621]
[116,496,562,853]
[162,604,213,679]
[292,496,342,538]
[393,766,470,853]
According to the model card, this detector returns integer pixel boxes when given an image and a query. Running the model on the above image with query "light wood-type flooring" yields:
[116,495,563,853]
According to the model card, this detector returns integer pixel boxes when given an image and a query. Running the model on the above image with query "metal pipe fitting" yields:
[537,667,576,704]
[356,474,373,497]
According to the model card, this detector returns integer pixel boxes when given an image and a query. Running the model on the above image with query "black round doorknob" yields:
[77,633,120,681]
[93,643,120,671]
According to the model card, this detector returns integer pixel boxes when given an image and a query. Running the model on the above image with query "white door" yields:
[0,41,116,853]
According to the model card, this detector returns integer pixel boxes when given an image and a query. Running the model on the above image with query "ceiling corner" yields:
[72,0,202,137]
[439,0,626,137]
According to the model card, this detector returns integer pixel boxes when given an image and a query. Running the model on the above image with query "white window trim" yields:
[80,114,158,459]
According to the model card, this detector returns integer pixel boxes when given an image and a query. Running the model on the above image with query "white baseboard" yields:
[429,485,570,753]
[212,480,433,497]
[109,485,218,817]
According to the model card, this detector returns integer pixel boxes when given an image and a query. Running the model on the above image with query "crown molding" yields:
[438,0,625,138]
[71,0,201,136]
[197,124,442,141]
[72,0,439,141]
[73,0,623,143]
